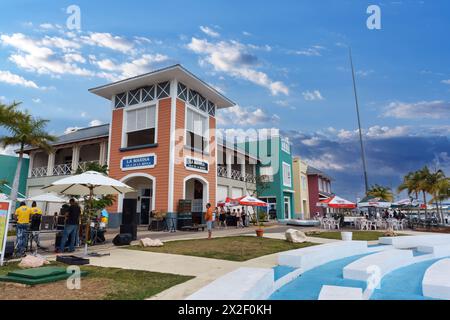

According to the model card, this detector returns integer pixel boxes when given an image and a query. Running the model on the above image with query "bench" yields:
[181,224,206,232]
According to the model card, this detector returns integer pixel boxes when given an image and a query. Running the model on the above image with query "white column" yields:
[99,141,107,166]
[71,145,80,172]
[226,150,232,179]
[28,152,35,178]
[240,155,246,181]
[47,152,55,176]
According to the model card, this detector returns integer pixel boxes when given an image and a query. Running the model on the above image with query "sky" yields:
[0,0,449,201]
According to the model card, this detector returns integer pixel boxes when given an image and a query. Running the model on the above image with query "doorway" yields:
[284,196,291,219]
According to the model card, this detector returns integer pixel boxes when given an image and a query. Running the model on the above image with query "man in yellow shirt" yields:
[15,201,32,256]
[204,203,214,240]
[31,201,42,215]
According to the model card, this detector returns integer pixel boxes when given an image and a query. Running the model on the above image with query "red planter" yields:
[256,229,264,237]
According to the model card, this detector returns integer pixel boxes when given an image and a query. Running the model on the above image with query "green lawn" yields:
[128,236,317,261]
[305,231,404,241]
[0,262,193,300]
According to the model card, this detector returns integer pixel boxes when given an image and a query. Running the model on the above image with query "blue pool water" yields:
[269,254,368,300]
[273,266,297,281]
[370,258,442,300]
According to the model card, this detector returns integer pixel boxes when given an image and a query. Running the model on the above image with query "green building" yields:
[242,134,294,220]
[0,154,29,198]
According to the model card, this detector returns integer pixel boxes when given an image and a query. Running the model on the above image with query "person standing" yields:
[57,199,80,253]
[242,208,247,227]
[219,207,227,229]
[15,202,32,257]
[204,203,214,239]
[30,201,42,216]
[236,208,243,228]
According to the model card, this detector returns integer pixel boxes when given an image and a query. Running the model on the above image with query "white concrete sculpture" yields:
[186,267,274,300]
[285,229,307,243]
[278,241,368,270]
[423,258,450,300]
[140,238,164,247]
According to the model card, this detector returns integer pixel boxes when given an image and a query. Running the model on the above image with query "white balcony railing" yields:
[53,163,72,176]
[31,166,47,178]
[217,166,228,178]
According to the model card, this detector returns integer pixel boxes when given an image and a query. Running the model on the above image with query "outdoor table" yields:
[25,229,60,254]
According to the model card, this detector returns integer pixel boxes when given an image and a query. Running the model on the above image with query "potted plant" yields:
[256,222,265,237]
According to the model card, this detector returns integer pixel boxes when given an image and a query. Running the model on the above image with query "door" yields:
[284,197,291,219]
[122,199,137,225]
[140,198,150,225]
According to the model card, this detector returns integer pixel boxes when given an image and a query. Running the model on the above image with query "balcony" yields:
[217,165,256,184]
[30,161,100,178]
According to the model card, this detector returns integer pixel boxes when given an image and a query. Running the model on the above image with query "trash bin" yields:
[341,232,353,241]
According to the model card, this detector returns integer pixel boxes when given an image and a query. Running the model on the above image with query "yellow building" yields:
[292,157,310,219]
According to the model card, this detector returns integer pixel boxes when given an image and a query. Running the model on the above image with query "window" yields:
[177,82,187,101]
[115,92,126,108]
[186,107,209,153]
[125,105,156,148]
[301,176,307,189]
[207,101,216,116]
[128,89,140,105]
[156,81,170,99]
[259,166,274,182]
[283,162,292,187]
[281,137,290,154]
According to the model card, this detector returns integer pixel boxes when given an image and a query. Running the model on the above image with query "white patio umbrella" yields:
[42,171,134,255]
[26,192,69,203]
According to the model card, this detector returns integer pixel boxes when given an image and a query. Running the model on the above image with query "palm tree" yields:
[0,101,20,127]
[398,170,423,219]
[426,170,448,223]
[418,166,432,219]
[0,110,57,213]
[367,184,394,202]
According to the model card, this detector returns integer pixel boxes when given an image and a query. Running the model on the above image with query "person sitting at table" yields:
[15,201,32,257]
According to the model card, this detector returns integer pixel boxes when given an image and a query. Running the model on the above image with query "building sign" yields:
[121,154,156,171]
[185,157,209,173]
[0,201,12,266]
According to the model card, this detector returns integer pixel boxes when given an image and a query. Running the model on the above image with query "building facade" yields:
[292,157,310,219]
[89,65,235,225]
[242,135,294,220]
[216,142,258,202]
[307,166,333,216]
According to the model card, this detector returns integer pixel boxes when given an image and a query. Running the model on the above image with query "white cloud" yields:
[0,70,39,88]
[356,69,374,77]
[32,98,41,103]
[89,119,103,127]
[200,26,220,38]
[302,90,324,101]
[91,53,169,80]
[293,45,325,57]
[1,33,93,77]
[0,145,19,156]
[304,153,346,171]
[383,100,450,119]
[442,79,450,85]
[187,37,289,96]
[217,105,279,127]
[81,32,135,54]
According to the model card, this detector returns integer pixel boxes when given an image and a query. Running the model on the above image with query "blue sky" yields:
[0,0,449,200]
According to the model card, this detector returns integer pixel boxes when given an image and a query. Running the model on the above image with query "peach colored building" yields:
[89,65,235,226]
